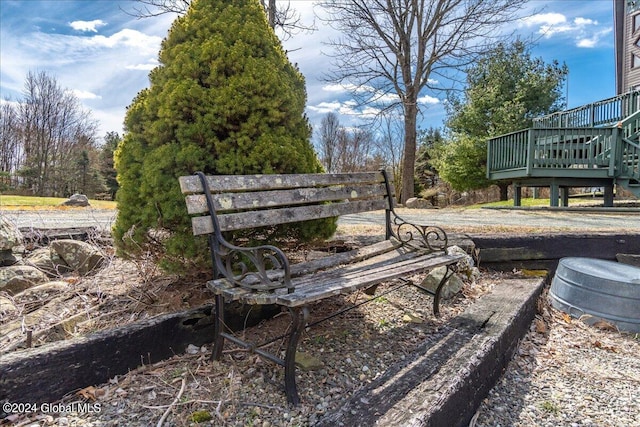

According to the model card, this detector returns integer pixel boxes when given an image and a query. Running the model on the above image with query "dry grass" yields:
[0,195,116,210]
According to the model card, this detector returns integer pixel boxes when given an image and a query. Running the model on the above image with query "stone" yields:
[0,250,18,267]
[13,280,69,298]
[50,239,105,275]
[61,193,90,207]
[0,216,22,251]
[421,266,465,299]
[295,351,324,371]
[447,245,480,282]
[405,197,433,209]
[402,313,424,324]
[24,247,72,277]
[0,265,49,295]
[616,253,640,267]
[0,295,18,316]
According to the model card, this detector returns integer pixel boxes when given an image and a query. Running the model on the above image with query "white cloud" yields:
[84,29,162,55]
[574,18,596,27]
[69,19,107,33]
[417,95,439,105]
[520,11,609,48]
[126,64,156,71]
[71,89,102,100]
[322,83,350,92]
[308,101,343,114]
[522,13,567,28]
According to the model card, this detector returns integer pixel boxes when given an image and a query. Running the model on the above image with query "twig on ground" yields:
[156,377,186,427]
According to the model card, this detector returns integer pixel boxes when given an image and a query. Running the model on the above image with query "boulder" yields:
[421,266,465,300]
[0,265,49,295]
[0,217,22,265]
[0,249,18,267]
[61,194,90,207]
[0,295,18,316]
[50,239,105,275]
[405,197,433,209]
[24,247,72,277]
[447,245,480,282]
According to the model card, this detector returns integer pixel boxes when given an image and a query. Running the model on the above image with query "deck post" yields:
[604,185,614,207]
[560,187,569,207]
[513,184,522,206]
[609,127,620,177]
[550,183,559,207]
[525,129,535,176]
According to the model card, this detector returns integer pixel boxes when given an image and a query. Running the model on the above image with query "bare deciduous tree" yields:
[126,0,313,39]
[315,112,376,173]
[317,112,341,172]
[317,0,527,203]
[376,111,405,198]
[0,101,21,182]
[19,71,99,196]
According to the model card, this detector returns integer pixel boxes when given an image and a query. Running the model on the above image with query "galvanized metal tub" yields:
[550,257,640,333]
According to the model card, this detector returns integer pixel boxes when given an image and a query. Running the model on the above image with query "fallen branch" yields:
[157,377,186,427]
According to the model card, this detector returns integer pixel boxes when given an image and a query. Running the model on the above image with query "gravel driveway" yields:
[0,209,117,232]
[2,206,640,233]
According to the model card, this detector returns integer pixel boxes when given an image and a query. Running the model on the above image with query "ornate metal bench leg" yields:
[211,294,225,361]
[433,265,455,317]
[284,306,309,406]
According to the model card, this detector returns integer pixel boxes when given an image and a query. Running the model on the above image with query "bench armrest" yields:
[212,237,293,293]
[388,210,449,252]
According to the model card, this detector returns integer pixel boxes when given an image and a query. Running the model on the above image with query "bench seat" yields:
[208,240,464,307]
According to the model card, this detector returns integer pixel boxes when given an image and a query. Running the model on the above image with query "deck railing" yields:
[487,127,617,177]
[533,90,640,129]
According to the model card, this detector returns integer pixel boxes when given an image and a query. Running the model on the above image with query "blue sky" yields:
[0,0,616,141]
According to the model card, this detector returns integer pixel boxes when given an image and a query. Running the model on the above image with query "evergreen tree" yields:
[114,0,332,267]
[435,41,567,198]
[100,131,120,199]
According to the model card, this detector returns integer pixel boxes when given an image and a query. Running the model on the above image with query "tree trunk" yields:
[401,102,418,204]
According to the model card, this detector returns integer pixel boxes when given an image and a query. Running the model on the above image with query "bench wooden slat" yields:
[207,240,411,299]
[234,240,403,286]
[289,249,431,288]
[179,172,384,194]
[208,252,464,306]
[278,253,464,307]
[191,199,389,234]
[184,183,388,214]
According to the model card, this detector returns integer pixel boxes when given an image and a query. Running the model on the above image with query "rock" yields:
[13,280,69,298]
[24,247,72,277]
[50,240,105,275]
[0,249,18,267]
[616,253,640,267]
[0,295,18,316]
[447,245,480,282]
[402,313,424,324]
[0,265,49,294]
[61,194,90,207]
[0,216,22,253]
[405,197,433,209]
[420,266,465,299]
[296,351,324,371]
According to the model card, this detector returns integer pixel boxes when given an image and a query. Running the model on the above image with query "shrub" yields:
[113,0,335,270]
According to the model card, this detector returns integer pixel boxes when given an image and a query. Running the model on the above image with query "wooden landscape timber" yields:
[472,232,640,271]
[315,278,546,427]
[0,305,214,403]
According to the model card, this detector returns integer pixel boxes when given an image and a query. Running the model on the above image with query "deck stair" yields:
[487,90,640,204]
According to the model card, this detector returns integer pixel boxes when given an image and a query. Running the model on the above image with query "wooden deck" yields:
[487,91,640,206]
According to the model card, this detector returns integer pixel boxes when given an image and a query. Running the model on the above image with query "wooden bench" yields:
[179,170,464,405]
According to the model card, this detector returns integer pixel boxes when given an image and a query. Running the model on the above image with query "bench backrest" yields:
[179,171,395,236]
